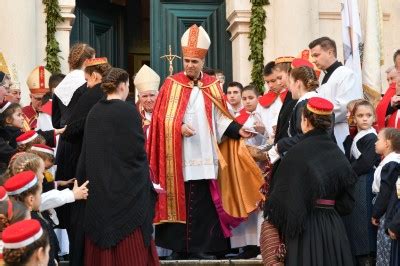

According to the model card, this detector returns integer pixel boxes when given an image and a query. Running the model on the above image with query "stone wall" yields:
[227,0,400,92]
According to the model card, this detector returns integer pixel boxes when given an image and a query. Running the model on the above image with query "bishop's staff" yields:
[160,45,181,76]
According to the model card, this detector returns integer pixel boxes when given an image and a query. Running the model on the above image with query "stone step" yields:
[160,259,263,265]
[59,259,264,265]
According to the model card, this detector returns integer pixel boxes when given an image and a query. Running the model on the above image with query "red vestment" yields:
[376,83,397,130]
[22,105,38,130]
[147,72,263,225]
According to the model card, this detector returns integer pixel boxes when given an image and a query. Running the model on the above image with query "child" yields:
[29,144,75,193]
[3,170,59,266]
[7,152,88,213]
[2,219,50,266]
[342,100,380,264]
[385,171,400,264]
[372,128,400,265]
[346,99,364,136]
[236,84,269,147]
[0,101,24,149]
[15,130,46,152]
[267,65,320,164]
[231,84,268,259]
[0,189,31,263]
[28,144,78,258]
[0,101,23,171]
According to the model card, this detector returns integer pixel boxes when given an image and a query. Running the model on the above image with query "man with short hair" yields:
[263,61,279,95]
[148,24,260,260]
[5,83,21,103]
[309,36,362,151]
[386,66,397,86]
[376,59,400,130]
[215,69,225,88]
[259,60,292,141]
[226,81,243,117]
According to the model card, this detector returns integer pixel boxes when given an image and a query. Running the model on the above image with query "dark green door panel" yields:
[70,0,126,68]
[151,0,232,83]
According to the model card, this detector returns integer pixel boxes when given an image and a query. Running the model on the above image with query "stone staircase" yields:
[160,259,263,265]
[60,259,264,265]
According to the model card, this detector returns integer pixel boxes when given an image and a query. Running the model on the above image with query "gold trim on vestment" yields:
[165,82,182,221]
[167,77,219,89]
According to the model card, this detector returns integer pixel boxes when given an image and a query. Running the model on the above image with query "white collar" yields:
[350,127,377,159]
[297,90,318,103]
[54,70,86,106]
[372,152,400,193]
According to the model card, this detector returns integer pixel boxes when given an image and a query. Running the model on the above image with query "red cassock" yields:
[376,83,397,130]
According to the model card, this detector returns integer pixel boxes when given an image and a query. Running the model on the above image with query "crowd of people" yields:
[0,24,400,266]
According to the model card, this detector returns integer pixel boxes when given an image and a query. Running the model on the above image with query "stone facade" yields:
[0,0,399,105]
[226,0,400,91]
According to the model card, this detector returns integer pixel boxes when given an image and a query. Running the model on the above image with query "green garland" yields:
[43,0,64,73]
[248,0,270,93]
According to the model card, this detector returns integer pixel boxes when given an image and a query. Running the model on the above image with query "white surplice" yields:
[227,102,243,118]
[242,104,269,147]
[231,104,268,248]
[262,94,284,139]
[182,86,232,182]
[317,65,363,151]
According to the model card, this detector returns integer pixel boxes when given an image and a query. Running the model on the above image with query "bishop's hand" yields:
[182,123,196,137]
[239,127,255,138]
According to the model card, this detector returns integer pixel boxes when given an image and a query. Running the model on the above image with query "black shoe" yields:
[188,252,216,260]
[232,246,260,259]
[165,251,187,260]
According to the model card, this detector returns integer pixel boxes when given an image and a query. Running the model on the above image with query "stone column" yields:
[56,0,76,74]
[226,1,252,85]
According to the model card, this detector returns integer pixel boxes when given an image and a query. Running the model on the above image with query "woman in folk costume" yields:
[78,68,159,266]
[261,97,357,265]
[52,43,95,235]
[267,62,322,165]
[61,57,111,266]
[342,100,380,264]
[133,64,160,141]
[148,24,262,260]
[371,128,400,266]
[230,85,269,259]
